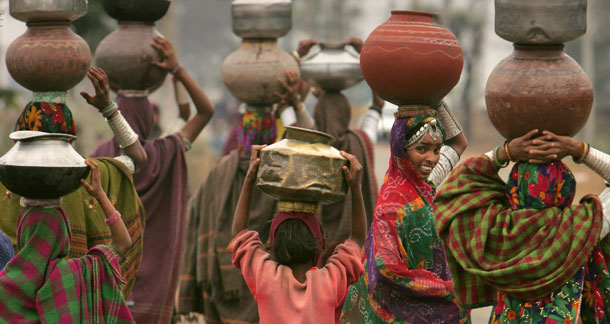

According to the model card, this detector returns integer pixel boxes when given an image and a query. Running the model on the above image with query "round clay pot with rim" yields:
[359,10,463,107]
[95,22,168,91]
[495,0,586,45]
[485,44,593,139]
[222,39,300,106]
[5,22,91,92]
[100,0,170,23]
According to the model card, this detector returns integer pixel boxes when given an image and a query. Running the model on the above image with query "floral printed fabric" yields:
[14,101,76,135]
[237,112,277,152]
[506,161,576,211]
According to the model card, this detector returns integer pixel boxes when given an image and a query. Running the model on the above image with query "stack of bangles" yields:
[106,210,121,226]
[493,141,515,168]
[100,101,118,118]
[574,141,590,164]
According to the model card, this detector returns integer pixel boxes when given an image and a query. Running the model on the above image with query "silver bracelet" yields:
[428,145,460,187]
[584,147,610,182]
[114,155,136,174]
[436,101,463,140]
[107,110,139,149]
[599,187,610,239]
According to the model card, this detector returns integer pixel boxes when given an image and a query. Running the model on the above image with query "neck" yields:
[290,261,314,283]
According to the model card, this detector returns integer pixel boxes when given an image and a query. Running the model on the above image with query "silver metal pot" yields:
[0,131,90,199]
[495,0,586,44]
[300,42,363,92]
[10,0,87,22]
[256,126,347,204]
[232,0,292,39]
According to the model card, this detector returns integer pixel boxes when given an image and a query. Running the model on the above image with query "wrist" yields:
[170,64,183,76]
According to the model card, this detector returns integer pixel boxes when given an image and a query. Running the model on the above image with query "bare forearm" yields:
[176,67,214,143]
[232,180,254,237]
[97,194,132,254]
[122,141,147,168]
[445,132,468,156]
[178,103,191,121]
[349,186,366,246]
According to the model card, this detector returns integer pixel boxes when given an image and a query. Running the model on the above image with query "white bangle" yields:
[436,102,463,140]
[584,147,610,182]
[107,111,139,149]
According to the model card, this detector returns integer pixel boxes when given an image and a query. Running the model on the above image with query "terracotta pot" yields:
[495,0,586,44]
[222,39,299,106]
[256,126,347,204]
[5,22,91,92]
[9,0,87,22]
[232,0,292,39]
[486,44,593,139]
[359,10,463,106]
[300,42,363,92]
[95,22,167,91]
[100,0,170,22]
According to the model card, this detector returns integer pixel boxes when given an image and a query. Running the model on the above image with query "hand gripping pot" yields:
[0,131,90,199]
[256,126,347,204]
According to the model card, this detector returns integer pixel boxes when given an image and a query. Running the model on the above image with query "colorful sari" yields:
[341,114,469,323]
[0,206,134,323]
[3,102,145,296]
[434,155,610,323]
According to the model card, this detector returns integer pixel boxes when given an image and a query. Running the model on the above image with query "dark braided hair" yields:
[271,219,321,266]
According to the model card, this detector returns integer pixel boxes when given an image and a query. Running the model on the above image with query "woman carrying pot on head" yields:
[0,159,135,323]
[340,111,469,324]
[91,35,215,324]
[0,66,147,296]
[434,130,610,323]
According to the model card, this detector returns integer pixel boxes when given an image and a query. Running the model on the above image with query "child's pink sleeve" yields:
[323,239,364,306]
[227,230,271,298]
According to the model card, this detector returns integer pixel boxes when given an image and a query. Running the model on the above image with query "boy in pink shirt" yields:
[228,145,366,324]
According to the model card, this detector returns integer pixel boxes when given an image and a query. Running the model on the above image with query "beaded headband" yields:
[405,118,442,148]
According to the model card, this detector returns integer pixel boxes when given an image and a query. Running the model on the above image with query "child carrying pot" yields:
[228,145,365,324]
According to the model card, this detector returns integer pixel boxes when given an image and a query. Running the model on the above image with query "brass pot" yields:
[256,126,347,204]
[9,0,87,22]
[95,22,167,91]
[0,131,90,199]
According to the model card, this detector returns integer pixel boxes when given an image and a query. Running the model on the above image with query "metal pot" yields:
[300,42,363,92]
[232,0,292,39]
[95,22,167,91]
[222,39,299,106]
[9,0,87,22]
[256,126,347,204]
[495,0,586,44]
[0,131,90,199]
[100,0,171,23]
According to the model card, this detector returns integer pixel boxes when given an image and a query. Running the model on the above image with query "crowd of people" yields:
[1,33,610,324]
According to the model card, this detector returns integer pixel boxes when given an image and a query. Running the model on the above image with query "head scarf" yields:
[0,206,134,323]
[341,114,467,324]
[0,230,14,270]
[237,112,277,153]
[14,101,76,135]
[92,94,188,324]
[270,212,324,266]
[506,161,576,210]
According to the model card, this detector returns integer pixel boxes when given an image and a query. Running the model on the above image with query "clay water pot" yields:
[222,39,299,106]
[359,10,463,107]
[232,0,292,39]
[256,126,347,204]
[95,22,167,91]
[5,22,91,92]
[486,44,593,139]
[100,0,170,23]
[495,0,586,45]
[0,131,90,199]
[300,42,363,92]
[9,0,87,22]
